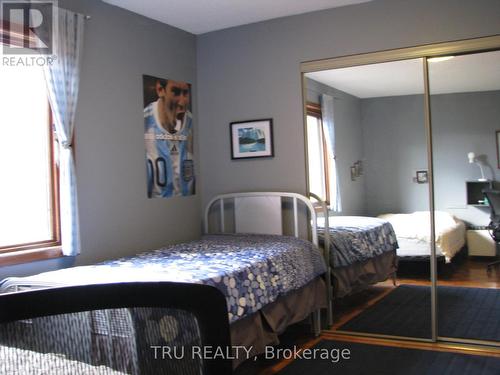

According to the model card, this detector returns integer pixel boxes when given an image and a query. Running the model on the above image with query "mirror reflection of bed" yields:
[304,49,500,342]
[379,211,466,272]
[305,57,433,339]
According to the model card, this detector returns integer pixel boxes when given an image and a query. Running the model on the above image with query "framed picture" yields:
[230,119,274,159]
[496,130,500,168]
[354,160,363,176]
[416,170,428,184]
[350,166,357,181]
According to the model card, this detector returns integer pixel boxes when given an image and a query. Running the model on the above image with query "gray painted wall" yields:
[1,0,198,279]
[361,94,429,216]
[197,0,500,211]
[68,0,199,266]
[361,91,500,225]
[432,91,500,225]
[306,79,366,215]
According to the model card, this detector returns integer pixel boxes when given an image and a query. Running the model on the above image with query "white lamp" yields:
[468,152,487,181]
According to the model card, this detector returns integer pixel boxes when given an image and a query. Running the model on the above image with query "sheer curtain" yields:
[44,8,85,256]
[321,94,342,212]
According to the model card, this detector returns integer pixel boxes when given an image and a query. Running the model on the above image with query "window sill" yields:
[0,246,63,267]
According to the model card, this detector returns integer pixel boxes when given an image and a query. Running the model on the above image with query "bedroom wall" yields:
[0,0,198,279]
[361,91,500,226]
[306,79,366,215]
[196,0,500,212]
[432,91,500,226]
[361,94,428,216]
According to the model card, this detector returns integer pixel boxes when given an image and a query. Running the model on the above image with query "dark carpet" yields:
[278,340,500,375]
[339,285,500,341]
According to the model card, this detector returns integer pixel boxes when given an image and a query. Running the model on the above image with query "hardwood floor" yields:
[235,257,500,374]
[396,257,500,288]
[437,257,500,288]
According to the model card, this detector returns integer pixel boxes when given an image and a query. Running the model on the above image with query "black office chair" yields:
[482,189,500,273]
[0,282,233,375]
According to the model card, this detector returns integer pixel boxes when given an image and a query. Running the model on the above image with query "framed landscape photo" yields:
[230,119,274,159]
[416,170,428,184]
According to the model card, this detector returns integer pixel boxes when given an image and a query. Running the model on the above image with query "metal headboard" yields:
[204,191,333,328]
[204,192,320,246]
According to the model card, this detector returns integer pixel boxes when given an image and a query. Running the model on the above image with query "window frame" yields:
[306,102,331,205]
[0,20,22,47]
[0,56,62,265]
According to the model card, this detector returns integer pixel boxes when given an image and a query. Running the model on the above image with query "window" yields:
[0,64,61,263]
[306,102,331,204]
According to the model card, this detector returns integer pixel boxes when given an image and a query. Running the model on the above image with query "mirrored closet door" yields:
[303,58,433,340]
[428,50,500,344]
[302,36,500,346]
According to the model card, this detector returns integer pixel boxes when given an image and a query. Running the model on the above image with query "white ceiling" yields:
[102,0,372,34]
[306,50,500,98]
[308,59,425,98]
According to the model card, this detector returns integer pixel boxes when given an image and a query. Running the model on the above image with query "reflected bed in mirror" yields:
[304,57,433,340]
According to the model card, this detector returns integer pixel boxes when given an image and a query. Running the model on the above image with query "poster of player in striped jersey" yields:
[143,75,195,198]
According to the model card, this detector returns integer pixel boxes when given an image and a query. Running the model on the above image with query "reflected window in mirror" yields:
[306,102,332,205]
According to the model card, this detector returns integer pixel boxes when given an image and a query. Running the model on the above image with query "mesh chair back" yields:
[483,189,500,223]
[0,282,232,375]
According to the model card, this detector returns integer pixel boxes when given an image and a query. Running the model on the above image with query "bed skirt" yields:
[332,250,398,298]
[230,277,326,368]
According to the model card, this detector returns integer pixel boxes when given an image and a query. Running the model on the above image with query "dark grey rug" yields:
[278,340,500,375]
[339,285,500,341]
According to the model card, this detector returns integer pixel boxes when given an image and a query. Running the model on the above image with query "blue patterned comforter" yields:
[318,216,398,268]
[0,234,326,323]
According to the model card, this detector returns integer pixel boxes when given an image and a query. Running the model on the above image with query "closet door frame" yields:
[301,34,500,347]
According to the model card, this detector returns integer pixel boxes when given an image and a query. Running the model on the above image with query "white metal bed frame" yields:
[204,191,333,331]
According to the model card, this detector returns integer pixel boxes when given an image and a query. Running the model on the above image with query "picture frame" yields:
[350,166,357,181]
[230,119,274,159]
[416,170,428,184]
[354,160,363,177]
[496,130,500,169]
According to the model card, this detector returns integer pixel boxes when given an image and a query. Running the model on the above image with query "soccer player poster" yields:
[143,75,195,198]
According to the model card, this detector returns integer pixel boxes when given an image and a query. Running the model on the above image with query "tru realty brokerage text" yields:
[150,345,351,363]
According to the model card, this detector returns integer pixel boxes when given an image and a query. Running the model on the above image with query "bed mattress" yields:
[395,238,445,261]
[379,211,466,262]
[0,234,326,324]
[318,216,399,268]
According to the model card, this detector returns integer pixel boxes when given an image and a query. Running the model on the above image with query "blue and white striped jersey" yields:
[144,101,194,198]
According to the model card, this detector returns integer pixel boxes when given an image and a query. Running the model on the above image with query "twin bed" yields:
[1,233,326,325]
[319,210,465,297]
[319,215,399,298]
[380,211,466,263]
[0,192,329,372]
[0,191,467,372]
